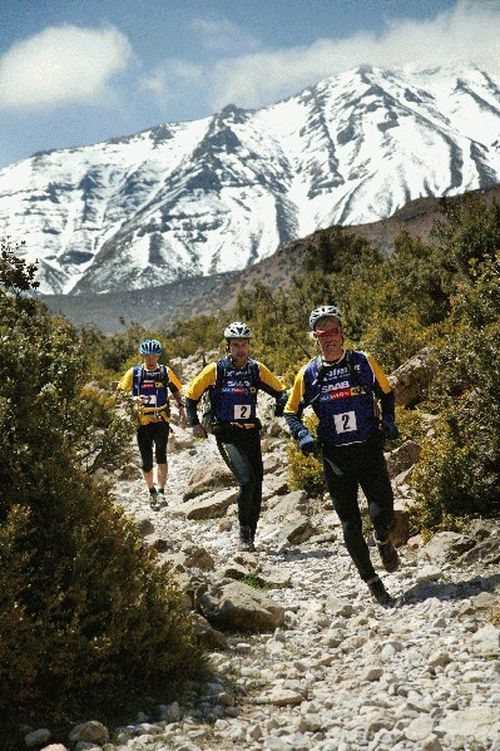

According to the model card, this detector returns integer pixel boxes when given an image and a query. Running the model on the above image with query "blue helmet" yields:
[139,338,162,355]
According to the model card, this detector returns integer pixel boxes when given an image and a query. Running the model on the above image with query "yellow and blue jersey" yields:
[185,357,287,427]
[285,350,394,447]
[118,363,182,426]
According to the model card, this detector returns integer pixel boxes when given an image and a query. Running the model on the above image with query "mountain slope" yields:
[1,63,499,295]
[43,183,500,333]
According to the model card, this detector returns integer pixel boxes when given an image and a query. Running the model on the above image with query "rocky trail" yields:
[76,410,499,751]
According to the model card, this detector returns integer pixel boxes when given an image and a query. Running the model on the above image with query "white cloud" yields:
[0,25,133,109]
[190,17,260,53]
[144,0,500,114]
[140,59,205,110]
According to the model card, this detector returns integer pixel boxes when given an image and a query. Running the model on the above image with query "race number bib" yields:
[334,411,357,434]
[234,404,251,419]
[142,395,157,407]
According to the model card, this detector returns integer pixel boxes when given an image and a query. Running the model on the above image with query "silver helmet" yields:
[309,305,342,331]
[223,321,252,339]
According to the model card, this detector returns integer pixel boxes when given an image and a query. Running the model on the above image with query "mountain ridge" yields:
[1,62,499,297]
[42,183,500,333]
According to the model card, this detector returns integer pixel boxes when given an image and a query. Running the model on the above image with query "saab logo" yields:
[332,380,350,390]
[330,388,352,399]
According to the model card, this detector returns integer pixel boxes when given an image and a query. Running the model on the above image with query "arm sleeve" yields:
[167,367,183,394]
[283,368,307,438]
[117,368,133,392]
[366,353,395,419]
[256,362,287,400]
[184,363,217,427]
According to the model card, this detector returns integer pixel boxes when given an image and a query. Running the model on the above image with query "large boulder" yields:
[419,531,475,565]
[198,581,285,632]
[389,347,436,407]
[386,440,421,478]
[184,459,234,499]
[177,488,238,520]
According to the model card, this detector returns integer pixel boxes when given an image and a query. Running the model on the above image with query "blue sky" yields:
[0,0,498,168]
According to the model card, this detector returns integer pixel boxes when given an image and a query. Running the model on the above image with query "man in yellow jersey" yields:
[185,322,288,551]
[117,338,186,510]
[284,306,400,606]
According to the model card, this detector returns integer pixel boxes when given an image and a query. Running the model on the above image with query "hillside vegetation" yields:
[85,193,499,534]
[0,240,206,747]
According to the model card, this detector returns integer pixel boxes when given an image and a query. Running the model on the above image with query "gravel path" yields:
[108,425,499,751]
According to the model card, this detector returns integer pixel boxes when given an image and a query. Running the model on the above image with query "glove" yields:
[381,415,399,440]
[297,428,317,455]
[274,392,288,417]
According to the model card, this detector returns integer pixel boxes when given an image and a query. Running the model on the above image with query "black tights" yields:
[217,427,263,534]
[323,436,394,581]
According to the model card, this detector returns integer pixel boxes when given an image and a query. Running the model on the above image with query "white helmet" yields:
[309,305,342,331]
[224,321,252,339]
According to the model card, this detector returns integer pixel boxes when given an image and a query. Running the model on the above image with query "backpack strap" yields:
[159,364,171,390]
[248,358,260,389]
[132,365,144,396]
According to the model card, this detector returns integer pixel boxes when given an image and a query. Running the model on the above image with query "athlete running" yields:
[185,322,288,551]
[117,338,186,509]
[284,306,400,605]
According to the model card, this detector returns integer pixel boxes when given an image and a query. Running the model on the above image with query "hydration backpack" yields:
[132,364,170,395]
[201,358,260,433]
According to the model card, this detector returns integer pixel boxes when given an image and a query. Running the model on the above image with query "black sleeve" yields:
[185,397,200,427]
[379,389,395,421]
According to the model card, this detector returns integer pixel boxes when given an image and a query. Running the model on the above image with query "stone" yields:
[159,701,182,723]
[178,488,238,520]
[404,716,435,741]
[198,581,285,632]
[280,516,317,544]
[267,688,304,706]
[389,347,436,407]
[364,667,383,681]
[437,706,499,742]
[184,459,234,499]
[25,729,51,747]
[415,566,442,582]
[68,721,109,745]
[458,537,500,566]
[135,515,155,537]
[266,490,307,523]
[324,595,356,618]
[190,612,228,650]
[420,532,475,565]
[391,504,411,546]
[472,624,499,656]
[181,542,215,569]
[386,440,421,478]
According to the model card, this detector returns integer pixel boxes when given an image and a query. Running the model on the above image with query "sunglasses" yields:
[314,325,342,337]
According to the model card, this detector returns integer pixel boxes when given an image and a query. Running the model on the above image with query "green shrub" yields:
[0,243,207,746]
[287,415,324,497]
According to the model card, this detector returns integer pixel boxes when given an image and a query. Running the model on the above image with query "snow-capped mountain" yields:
[0,63,499,295]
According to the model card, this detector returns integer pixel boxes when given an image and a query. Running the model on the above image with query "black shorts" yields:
[136,421,170,472]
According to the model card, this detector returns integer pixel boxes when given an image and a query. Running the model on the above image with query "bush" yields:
[0,243,207,746]
[287,415,324,497]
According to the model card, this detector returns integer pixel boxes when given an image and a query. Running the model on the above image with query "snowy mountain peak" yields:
[0,63,499,295]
